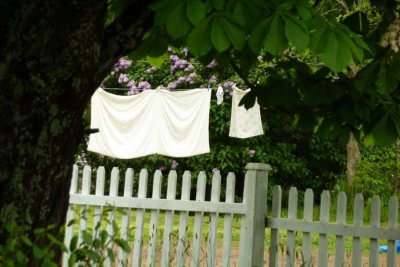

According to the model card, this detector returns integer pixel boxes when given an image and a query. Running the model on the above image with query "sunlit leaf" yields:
[186,0,206,25]
[166,3,191,38]
[187,17,213,56]
[211,17,230,52]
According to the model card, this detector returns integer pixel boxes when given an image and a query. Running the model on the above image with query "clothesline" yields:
[102,86,214,91]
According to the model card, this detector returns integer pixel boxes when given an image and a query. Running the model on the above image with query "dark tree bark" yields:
[0,0,152,262]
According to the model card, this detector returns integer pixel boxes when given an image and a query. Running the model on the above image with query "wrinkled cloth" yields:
[216,85,224,105]
[88,88,211,158]
[229,86,264,138]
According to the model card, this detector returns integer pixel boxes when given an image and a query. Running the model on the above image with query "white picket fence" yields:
[63,163,400,267]
[63,163,271,267]
[267,186,400,267]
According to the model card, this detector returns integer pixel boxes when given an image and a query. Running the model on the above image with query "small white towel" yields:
[88,88,211,158]
[216,85,224,105]
[229,86,264,138]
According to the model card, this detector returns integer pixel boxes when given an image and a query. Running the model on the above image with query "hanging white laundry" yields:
[229,86,264,138]
[88,88,211,158]
[216,85,224,105]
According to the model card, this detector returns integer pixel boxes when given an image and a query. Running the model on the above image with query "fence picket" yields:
[104,167,119,267]
[161,170,177,267]
[335,192,346,267]
[285,187,298,267]
[118,168,133,266]
[369,195,380,267]
[62,165,79,267]
[191,171,207,267]
[176,171,191,267]
[147,170,163,267]
[92,166,106,240]
[352,193,364,267]
[302,189,313,266]
[207,171,221,267]
[318,190,330,266]
[222,173,235,267]
[387,196,398,267]
[269,185,282,267]
[78,166,92,246]
[132,169,148,267]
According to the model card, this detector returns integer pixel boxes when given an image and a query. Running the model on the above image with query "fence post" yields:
[239,162,272,267]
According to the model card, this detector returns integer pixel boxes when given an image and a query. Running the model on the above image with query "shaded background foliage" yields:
[80,48,346,203]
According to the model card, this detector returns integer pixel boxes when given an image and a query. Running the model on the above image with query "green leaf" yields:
[69,236,78,251]
[264,14,288,55]
[115,238,131,252]
[248,17,271,54]
[146,54,167,67]
[354,60,380,92]
[282,13,309,51]
[323,30,352,72]
[220,16,246,50]
[21,235,32,247]
[376,61,398,94]
[186,0,206,25]
[212,0,224,10]
[150,0,179,25]
[68,252,77,267]
[369,115,398,145]
[296,4,312,20]
[82,231,93,245]
[211,17,230,52]
[187,17,213,56]
[33,245,44,260]
[166,3,191,38]
[16,250,27,264]
[148,36,168,57]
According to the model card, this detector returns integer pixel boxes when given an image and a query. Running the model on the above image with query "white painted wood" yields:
[105,167,119,267]
[267,217,400,239]
[352,193,364,267]
[207,171,221,267]
[147,170,162,267]
[269,186,282,267]
[191,171,206,267]
[286,187,298,267]
[369,195,380,267]
[239,163,270,267]
[335,192,346,267]
[318,190,330,266]
[92,167,105,245]
[69,194,246,214]
[301,189,313,266]
[176,171,191,267]
[132,169,148,267]
[161,170,177,267]
[222,173,235,267]
[78,166,91,247]
[63,165,79,267]
[387,196,398,267]
[118,168,133,267]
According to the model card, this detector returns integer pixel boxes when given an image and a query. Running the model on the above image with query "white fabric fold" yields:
[229,86,264,138]
[88,88,211,158]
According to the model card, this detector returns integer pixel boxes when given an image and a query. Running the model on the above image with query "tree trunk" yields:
[346,132,361,185]
[0,0,152,263]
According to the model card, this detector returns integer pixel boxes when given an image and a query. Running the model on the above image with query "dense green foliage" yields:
[83,48,346,200]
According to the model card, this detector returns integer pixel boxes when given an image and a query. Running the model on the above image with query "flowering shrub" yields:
[84,47,345,200]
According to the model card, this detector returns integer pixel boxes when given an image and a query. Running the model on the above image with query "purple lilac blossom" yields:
[138,81,151,90]
[248,150,256,158]
[184,64,194,72]
[146,67,158,74]
[127,80,136,89]
[209,75,217,84]
[175,59,187,69]
[167,81,177,89]
[223,81,235,88]
[206,59,218,68]
[118,74,129,84]
[171,160,179,170]
[159,166,167,172]
[177,77,186,84]
[170,55,179,62]
[117,58,132,69]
